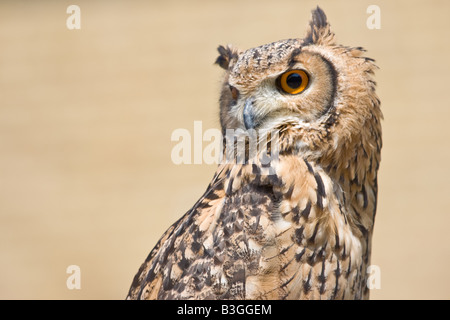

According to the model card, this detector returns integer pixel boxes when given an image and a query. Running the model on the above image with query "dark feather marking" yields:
[233,220,243,232]
[288,47,302,67]
[279,243,294,257]
[266,243,293,261]
[294,226,304,245]
[191,241,201,253]
[303,269,313,294]
[317,243,327,260]
[226,177,234,196]
[352,204,362,220]
[351,171,359,185]
[307,250,317,265]
[308,223,320,244]
[237,208,244,219]
[280,257,295,273]
[356,222,368,238]
[176,281,186,294]
[280,271,297,289]
[314,173,326,200]
[372,177,378,220]
[200,201,213,209]
[361,184,368,209]
[213,254,224,265]
[203,244,214,258]
[314,53,338,118]
[304,159,314,174]
[250,207,262,217]
[332,260,341,299]
[268,173,280,186]
[301,202,312,220]
[193,275,204,291]
[275,226,292,239]
[177,256,190,270]
[162,264,173,290]
[193,229,202,240]
[285,184,295,199]
[223,224,234,238]
[295,248,306,262]
[206,192,220,201]
[213,232,222,248]
[251,215,261,233]
[193,262,205,275]
[232,195,241,207]
[339,202,348,225]
[346,255,352,278]
[279,149,294,156]
[318,259,327,295]
[291,205,300,223]
[335,233,340,250]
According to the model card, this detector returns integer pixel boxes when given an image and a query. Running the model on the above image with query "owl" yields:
[127,6,382,300]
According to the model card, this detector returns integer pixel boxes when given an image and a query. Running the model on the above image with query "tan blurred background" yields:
[0,0,449,300]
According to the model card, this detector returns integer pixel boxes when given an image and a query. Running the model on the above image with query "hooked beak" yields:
[243,98,255,130]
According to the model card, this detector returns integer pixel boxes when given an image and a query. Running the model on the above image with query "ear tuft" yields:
[303,6,335,46]
[215,45,240,70]
[310,6,328,30]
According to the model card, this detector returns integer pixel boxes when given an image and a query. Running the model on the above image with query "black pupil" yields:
[286,73,302,89]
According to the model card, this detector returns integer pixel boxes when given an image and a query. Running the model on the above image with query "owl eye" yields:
[277,70,309,95]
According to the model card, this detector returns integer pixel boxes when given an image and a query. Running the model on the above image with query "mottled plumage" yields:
[127,7,382,300]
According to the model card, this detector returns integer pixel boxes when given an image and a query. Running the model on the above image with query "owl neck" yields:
[323,135,381,233]
[279,116,382,232]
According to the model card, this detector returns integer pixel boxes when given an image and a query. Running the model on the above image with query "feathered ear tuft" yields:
[303,6,335,46]
[215,45,240,70]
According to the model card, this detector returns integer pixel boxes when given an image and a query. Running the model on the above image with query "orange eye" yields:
[277,70,309,95]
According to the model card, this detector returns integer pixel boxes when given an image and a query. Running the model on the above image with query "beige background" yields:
[1,0,449,300]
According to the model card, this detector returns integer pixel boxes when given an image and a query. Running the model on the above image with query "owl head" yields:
[215,7,382,172]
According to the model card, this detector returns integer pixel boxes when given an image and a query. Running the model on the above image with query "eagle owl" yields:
[127,7,382,300]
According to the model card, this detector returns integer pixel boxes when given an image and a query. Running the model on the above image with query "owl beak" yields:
[243,98,255,130]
